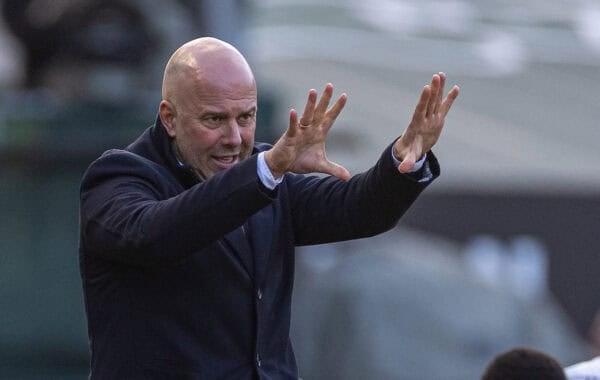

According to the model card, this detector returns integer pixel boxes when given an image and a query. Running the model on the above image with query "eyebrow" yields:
[241,106,257,115]
[202,111,229,118]
[203,106,257,118]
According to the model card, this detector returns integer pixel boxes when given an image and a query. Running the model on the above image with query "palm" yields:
[288,140,328,174]
[266,83,350,180]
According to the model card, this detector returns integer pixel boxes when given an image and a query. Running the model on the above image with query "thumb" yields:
[323,160,351,181]
[398,152,417,174]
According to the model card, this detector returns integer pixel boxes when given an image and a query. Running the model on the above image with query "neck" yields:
[171,140,206,181]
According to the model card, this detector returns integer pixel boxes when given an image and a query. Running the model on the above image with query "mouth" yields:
[212,154,239,168]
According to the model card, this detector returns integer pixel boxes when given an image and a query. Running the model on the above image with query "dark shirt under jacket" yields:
[78,116,440,379]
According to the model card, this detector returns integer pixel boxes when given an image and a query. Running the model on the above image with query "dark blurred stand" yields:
[2,0,155,89]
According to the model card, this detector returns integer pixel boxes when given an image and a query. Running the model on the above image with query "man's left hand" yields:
[394,72,460,173]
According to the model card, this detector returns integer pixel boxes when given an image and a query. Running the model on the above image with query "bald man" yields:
[79,37,459,379]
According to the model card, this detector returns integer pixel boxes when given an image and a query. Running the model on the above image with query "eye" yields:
[209,115,223,122]
[202,114,225,128]
[238,111,256,126]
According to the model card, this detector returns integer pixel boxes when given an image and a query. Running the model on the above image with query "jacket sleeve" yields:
[287,143,440,246]
[79,150,276,266]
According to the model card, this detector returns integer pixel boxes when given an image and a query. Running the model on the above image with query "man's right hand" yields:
[264,83,351,181]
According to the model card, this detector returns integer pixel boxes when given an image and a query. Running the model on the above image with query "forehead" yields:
[168,44,258,110]
[188,85,257,114]
[181,68,257,113]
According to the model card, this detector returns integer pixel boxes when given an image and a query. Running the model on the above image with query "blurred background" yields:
[1,0,599,379]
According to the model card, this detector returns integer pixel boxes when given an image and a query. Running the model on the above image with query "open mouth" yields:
[213,155,238,165]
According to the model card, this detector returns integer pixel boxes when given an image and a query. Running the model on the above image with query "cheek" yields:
[241,126,255,144]
[177,129,219,165]
[186,127,219,149]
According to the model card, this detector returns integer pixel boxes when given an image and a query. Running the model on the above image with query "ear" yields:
[159,100,177,138]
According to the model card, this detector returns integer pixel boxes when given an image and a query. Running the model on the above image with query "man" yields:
[79,37,459,379]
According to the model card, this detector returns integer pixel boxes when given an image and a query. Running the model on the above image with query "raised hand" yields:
[394,72,460,173]
[265,83,351,181]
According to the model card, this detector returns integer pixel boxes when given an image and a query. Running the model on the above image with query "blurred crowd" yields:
[0,0,250,101]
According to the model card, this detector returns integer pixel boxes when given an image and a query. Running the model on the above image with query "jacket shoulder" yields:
[80,149,172,194]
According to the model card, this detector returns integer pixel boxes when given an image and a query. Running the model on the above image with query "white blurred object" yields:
[575,2,600,54]
[565,356,600,380]
[476,30,529,75]
[506,235,549,301]
[0,17,24,88]
[463,235,505,288]
[352,0,476,36]
[354,0,419,35]
[463,234,549,302]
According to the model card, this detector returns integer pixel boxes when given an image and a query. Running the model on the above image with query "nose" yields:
[221,120,242,146]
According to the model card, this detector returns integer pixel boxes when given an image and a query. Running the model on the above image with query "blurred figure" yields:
[565,308,600,379]
[463,235,551,302]
[1,0,250,97]
[481,347,566,380]
[2,0,154,90]
[590,307,600,355]
[565,356,600,380]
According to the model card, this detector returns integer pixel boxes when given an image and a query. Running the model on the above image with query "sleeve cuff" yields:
[390,148,432,182]
[257,152,284,190]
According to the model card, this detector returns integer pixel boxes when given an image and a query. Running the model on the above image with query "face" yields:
[161,75,257,180]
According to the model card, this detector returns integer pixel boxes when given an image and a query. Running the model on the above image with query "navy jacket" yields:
[79,117,439,379]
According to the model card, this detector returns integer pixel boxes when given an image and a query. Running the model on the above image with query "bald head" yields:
[158,38,258,180]
[161,37,255,106]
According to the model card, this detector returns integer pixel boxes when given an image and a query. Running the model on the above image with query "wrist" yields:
[394,135,424,162]
[393,142,407,162]
[393,146,400,161]
[264,150,286,179]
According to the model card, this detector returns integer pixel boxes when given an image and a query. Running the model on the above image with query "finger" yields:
[300,89,318,126]
[323,93,347,130]
[439,85,460,117]
[413,85,431,121]
[398,151,416,173]
[438,72,446,96]
[398,160,415,174]
[398,150,421,174]
[321,160,351,181]
[433,72,446,114]
[286,109,299,138]
[426,74,440,117]
[314,83,334,121]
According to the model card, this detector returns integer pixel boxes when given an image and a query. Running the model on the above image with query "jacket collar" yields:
[146,114,200,188]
